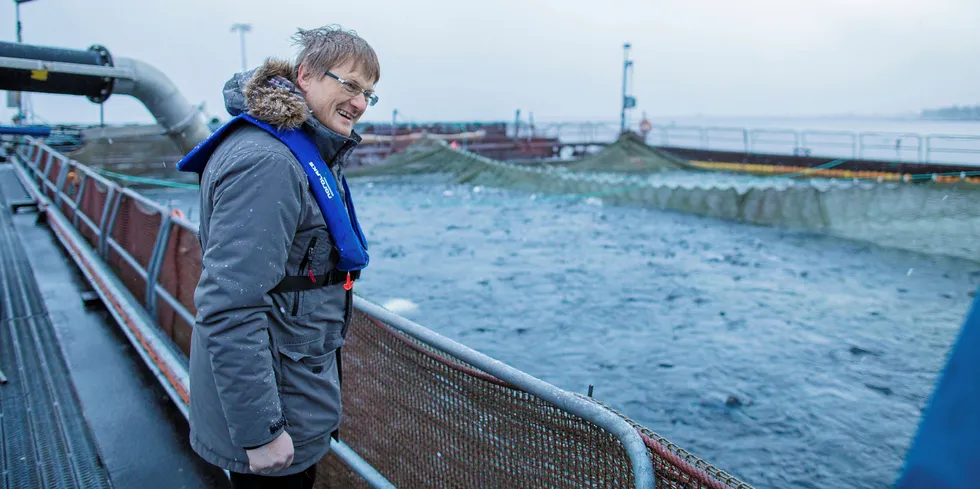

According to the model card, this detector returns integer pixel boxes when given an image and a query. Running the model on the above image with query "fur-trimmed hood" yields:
[222,58,361,164]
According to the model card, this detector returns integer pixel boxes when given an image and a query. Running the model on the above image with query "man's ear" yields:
[296,63,310,91]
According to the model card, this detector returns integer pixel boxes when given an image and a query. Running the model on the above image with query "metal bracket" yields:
[97,186,119,260]
[145,214,173,320]
[72,170,88,229]
[52,157,69,207]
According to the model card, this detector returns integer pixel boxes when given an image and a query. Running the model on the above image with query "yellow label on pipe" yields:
[30,70,48,81]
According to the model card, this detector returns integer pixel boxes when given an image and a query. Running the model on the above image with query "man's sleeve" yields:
[195,148,305,449]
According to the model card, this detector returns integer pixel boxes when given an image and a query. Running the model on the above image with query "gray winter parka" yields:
[188,59,361,476]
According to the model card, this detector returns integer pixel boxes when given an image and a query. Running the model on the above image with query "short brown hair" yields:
[291,25,381,84]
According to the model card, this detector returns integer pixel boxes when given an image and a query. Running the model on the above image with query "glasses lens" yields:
[366,93,379,106]
[342,83,359,96]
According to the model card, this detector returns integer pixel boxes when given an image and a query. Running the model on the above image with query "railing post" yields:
[41,151,54,184]
[98,188,121,260]
[72,171,88,230]
[145,214,173,321]
[53,158,70,208]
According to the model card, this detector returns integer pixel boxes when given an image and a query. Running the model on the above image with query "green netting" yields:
[347,137,980,262]
[560,132,699,173]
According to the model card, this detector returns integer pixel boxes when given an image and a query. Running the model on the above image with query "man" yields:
[175,25,379,489]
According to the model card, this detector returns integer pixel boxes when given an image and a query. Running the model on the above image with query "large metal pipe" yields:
[0,41,210,153]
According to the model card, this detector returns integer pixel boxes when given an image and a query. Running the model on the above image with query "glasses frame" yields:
[325,71,379,107]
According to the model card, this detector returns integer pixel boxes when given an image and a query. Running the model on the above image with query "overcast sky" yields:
[2,0,979,126]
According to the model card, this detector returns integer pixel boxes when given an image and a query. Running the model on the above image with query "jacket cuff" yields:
[240,414,287,450]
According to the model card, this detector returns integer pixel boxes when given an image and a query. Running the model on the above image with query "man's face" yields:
[297,59,376,137]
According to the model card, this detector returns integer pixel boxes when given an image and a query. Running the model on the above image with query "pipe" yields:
[110,57,212,153]
[0,41,210,153]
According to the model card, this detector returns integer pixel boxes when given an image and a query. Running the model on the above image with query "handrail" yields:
[353,295,658,489]
[525,121,980,165]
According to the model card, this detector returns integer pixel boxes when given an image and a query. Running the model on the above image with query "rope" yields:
[93,168,200,190]
[771,158,848,178]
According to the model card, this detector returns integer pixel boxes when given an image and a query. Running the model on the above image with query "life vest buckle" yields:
[343,272,354,291]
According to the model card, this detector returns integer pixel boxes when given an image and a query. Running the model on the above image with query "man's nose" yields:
[349,94,368,113]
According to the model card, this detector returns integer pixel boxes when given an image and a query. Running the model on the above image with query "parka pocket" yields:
[291,236,319,316]
[277,338,342,445]
[296,230,346,321]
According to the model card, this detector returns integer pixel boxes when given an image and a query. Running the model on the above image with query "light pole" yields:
[230,23,252,72]
[13,0,39,124]
[620,43,636,134]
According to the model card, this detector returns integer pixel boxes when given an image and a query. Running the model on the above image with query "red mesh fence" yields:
[104,193,162,309]
[314,312,749,489]
[156,221,202,356]
[75,172,110,249]
[35,150,50,187]
[19,141,755,489]
[43,156,62,201]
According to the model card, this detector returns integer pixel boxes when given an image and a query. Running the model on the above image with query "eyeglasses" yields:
[324,71,379,107]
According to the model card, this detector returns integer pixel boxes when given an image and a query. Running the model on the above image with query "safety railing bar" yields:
[859,131,925,138]
[145,215,174,318]
[57,196,80,213]
[352,295,656,489]
[798,141,858,147]
[926,148,980,154]
[53,161,70,208]
[701,126,748,132]
[76,211,99,236]
[44,155,64,188]
[119,186,171,216]
[40,153,54,185]
[750,136,799,142]
[106,239,151,282]
[801,129,856,136]
[98,189,121,260]
[72,171,88,230]
[170,214,198,233]
[153,286,196,328]
[859,144,923,150]
[16,144,37,174]
[662,126,706,133]
[329,439,397,489]
[926,133,980,138]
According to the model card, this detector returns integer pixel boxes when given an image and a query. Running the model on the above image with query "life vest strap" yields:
[271,270,360,293]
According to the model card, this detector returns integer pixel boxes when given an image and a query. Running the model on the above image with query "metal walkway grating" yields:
[0,165,32,208]
[0,174,113,489]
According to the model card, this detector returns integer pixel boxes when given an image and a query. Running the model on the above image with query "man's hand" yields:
[246,431,294,474]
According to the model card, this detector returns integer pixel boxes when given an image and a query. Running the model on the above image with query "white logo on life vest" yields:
[308,161,334,199]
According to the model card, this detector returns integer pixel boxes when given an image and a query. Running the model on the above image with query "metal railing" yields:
[523,121,980,165]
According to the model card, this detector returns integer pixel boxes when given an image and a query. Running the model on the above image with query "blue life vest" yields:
[176,114,369,274]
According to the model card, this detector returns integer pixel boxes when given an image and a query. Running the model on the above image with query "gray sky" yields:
[2,0,979,125]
